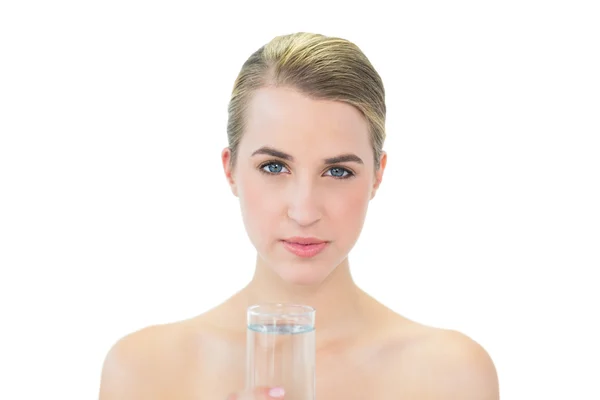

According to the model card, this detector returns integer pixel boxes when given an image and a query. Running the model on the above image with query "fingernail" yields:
[269,387,285,398]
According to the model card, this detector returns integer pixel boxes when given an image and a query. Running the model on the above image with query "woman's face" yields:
[222,87,386,285]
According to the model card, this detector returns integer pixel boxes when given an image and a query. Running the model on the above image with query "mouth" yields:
[280,237,329,258]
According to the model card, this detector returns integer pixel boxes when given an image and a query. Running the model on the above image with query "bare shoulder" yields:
[382,323,499,400]
[98,318,198,399]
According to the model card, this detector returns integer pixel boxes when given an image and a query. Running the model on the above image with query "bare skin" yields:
[99,87,499,399]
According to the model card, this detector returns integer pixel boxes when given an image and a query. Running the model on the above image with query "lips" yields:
[281,237,329,258]
[283,237,326,245]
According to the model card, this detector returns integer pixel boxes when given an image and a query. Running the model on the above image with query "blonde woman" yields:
[99,32,499,400]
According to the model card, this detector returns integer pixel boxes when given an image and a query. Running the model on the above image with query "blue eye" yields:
[261,162,289,175]
[326,167,351,179]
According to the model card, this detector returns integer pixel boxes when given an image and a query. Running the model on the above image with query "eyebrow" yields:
[251,146,364,165]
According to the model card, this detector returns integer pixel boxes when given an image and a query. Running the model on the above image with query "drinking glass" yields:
[246,303,316,400]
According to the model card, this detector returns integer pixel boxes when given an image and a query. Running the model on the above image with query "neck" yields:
[235,254,369,346]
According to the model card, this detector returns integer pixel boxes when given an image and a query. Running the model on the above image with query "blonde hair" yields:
[227,32,386,170]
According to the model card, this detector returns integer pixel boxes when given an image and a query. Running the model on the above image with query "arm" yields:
[388,330,499,400]
[98,327,162,400]
[429,331,499,399]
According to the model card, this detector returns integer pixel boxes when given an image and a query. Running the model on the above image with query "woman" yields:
[99,32,499,399]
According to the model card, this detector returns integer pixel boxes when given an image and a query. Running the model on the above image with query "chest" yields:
[154,327,424,400]
[187,364,380,400]
[184,343,390,400]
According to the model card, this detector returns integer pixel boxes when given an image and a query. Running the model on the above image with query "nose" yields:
[286,177,322,227]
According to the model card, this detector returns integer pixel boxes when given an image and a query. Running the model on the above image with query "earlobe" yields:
[221,147,238,197]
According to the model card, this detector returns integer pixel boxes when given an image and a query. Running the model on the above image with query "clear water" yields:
[248,323,315,334]
[247,324,316,400]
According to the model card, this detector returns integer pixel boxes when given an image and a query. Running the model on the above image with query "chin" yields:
[272,259,335,286]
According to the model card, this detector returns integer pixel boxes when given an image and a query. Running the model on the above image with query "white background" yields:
[1,0,598,398]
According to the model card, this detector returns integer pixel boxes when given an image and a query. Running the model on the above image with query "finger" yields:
[227,386,285,400]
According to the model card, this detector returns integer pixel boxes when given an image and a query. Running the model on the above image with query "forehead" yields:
[240,87,372,161]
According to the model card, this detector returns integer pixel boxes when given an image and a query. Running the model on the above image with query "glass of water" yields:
[246,303,316,400]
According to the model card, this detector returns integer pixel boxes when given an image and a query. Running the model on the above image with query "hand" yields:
[226,386,285,400]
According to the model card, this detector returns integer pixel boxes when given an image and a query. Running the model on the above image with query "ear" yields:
[370,151,387,200]
[221,147,239,197]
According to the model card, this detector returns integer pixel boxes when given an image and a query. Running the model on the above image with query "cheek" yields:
[328,181,371,230]
[239,174,282,238]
